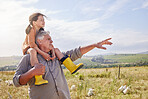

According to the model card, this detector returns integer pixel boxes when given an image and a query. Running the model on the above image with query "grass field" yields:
[0,66,148,99]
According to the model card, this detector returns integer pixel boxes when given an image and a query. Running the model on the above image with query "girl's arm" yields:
[34,46,51,60]
[28,28,38,48]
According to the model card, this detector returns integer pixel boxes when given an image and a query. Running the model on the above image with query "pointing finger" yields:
[100,47,106,50]
[104,38,112,41]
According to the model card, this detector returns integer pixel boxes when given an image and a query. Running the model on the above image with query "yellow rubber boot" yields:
[62,55,84,74]
[35,75,48,86]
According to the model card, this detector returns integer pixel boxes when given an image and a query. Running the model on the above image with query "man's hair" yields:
[35,30,50,45]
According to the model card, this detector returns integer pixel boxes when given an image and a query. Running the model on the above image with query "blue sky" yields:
[0,0,148,56]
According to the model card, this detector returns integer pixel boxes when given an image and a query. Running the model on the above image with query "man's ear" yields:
[37,39,42,45]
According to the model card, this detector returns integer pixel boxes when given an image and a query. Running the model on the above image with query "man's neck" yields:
[40,46,49,53]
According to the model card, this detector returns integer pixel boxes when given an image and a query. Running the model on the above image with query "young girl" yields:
[23,13,83,85]
[23,13,55,86]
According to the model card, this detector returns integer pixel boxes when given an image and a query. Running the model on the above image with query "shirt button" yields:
[54,76,56,79]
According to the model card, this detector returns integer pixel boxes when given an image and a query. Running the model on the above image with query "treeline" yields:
[0,65,16,71]
[0,61,148,71]
[81,61,148,69]
[91,56,117,64]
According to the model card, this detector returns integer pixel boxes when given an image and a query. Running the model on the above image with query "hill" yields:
[74,54,148,69]
[0,56,22,67]
[103,54,148,63]
[0,54,148,70]
[137,51,148,54]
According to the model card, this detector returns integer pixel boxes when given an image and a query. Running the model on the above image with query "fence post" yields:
[118,65,120,79]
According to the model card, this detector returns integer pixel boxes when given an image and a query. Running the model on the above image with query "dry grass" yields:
[0,66,148,99]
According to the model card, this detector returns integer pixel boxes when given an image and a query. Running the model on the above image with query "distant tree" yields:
[91,56,104,63]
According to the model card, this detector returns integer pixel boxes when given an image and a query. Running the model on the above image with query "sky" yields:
[0,0,148,56]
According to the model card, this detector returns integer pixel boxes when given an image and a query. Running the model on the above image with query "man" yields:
[13,30,112,99]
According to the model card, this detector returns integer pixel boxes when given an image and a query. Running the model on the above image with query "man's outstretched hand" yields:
[95,38,112,50]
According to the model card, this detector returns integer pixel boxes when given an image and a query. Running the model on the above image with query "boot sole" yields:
[35,82,48,86]
[72,64,84,74]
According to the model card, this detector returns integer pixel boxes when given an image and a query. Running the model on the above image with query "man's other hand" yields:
[33,63,46,76]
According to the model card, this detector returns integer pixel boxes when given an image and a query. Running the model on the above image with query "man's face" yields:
[39,34,53,52]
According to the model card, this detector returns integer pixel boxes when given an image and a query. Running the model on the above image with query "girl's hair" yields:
[25,13,46,34]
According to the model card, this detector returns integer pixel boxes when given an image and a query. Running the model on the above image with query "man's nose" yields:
[50,40,53,43]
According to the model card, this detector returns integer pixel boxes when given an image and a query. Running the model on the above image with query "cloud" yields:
[45,18,103,50]
[132,0,148,11]
[0,0,37,56]
[142,0,148,8]
[100,0,129,20]
[17,0,39,5]
[0,0,104,56]
[0,0,147,56]
[81,7,102,14]
[45,17,148,54]
[109,29,147,45]
[0,0,63,56]
[107,28,148,53]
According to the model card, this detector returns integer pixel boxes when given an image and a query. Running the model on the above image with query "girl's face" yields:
[34,15,45,28]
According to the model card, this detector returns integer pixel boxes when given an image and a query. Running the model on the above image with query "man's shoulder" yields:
[16,54,31,67]
[23,54,30,58]
[20,54,30,61]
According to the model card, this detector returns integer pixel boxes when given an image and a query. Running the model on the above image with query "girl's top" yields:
[22,28,38,55]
